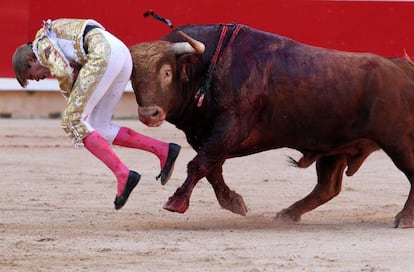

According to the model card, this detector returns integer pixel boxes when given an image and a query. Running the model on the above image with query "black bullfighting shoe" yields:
[114,170,141,210]
[156,143,181,185]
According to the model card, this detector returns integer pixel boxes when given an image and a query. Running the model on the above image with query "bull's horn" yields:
[171,31,205,55]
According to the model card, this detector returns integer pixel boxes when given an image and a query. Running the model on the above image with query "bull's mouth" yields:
[138,105,166,127]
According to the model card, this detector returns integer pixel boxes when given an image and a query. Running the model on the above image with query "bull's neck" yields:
[167,70,206,128]
[166,24,241,129]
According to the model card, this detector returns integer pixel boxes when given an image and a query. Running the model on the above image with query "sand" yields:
[1,119,414,272]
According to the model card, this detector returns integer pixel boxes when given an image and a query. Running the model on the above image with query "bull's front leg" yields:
[207,165,247,216]
[276,154,347,222]
[163,155,207,213]
[164,113,245,214]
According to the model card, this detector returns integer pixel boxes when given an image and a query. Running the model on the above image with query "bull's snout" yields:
[138,106,166,127]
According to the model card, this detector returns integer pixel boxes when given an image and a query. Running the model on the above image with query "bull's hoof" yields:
[394,214,414,228]
[218,191,247,216]
[275,209,301,222]
[163,195,189,213]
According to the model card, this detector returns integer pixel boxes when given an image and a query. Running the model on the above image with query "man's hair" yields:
[12,43,35,88]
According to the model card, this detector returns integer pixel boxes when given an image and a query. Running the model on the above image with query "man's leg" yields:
[113,127,181,185]
[83,130,140,210]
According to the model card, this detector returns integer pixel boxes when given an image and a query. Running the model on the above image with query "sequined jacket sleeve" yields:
[36,37,74,96]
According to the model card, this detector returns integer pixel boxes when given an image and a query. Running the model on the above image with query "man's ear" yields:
[25,56,36,67]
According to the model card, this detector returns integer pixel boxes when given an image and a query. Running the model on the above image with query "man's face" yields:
[23,57,50,82]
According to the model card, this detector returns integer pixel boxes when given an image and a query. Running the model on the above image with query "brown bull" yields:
[129,23,414,228]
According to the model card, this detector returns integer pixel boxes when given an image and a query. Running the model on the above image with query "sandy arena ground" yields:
[1,119,414,272]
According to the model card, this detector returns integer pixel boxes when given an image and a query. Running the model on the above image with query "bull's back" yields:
[225,26,414,149]
[169,24,414,151]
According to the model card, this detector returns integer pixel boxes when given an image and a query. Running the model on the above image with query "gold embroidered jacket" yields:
[32,18,104,96]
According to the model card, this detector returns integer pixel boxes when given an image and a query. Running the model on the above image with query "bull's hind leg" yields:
[276,155,347,222]
[395,187,414,228]
[381,143,414,228]
[206,165,247,216]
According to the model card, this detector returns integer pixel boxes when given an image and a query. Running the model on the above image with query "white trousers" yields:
[62,28,132,146]
[82,29,132,143]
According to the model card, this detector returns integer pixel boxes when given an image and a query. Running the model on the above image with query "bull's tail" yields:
[288,156,300,167]
[287,153,319,168]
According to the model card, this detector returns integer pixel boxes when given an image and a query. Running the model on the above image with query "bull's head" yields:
[129,31,205,127]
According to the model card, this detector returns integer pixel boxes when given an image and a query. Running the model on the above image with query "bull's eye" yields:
[160,64,173,87]
[163,69,172,81]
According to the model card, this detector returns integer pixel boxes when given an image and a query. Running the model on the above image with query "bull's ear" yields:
[177,54,198,82]
[180,65,189,82]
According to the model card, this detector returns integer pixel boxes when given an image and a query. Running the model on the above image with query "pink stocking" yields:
[83,131,129,196]
[113,127,169,168]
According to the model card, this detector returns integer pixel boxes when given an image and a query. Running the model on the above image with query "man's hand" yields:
[70,63,82,84]
[72,68,79,83]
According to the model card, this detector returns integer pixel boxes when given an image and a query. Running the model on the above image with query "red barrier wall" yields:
[1,0,413,78]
